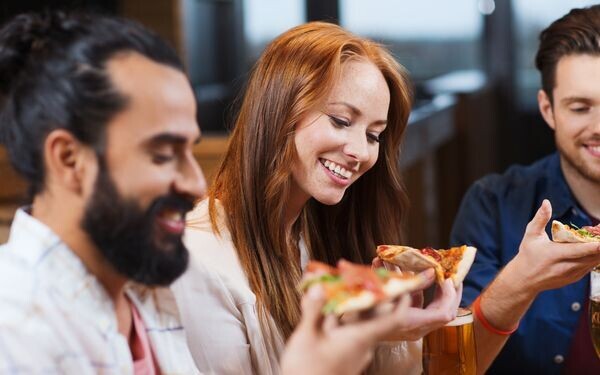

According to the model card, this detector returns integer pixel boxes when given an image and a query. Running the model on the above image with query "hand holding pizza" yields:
[281,284,411,375]
[372,257,463,341]
[507,199,600,294]
[376,277,462,341]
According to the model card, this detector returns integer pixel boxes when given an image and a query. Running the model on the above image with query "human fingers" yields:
[373,257,403,273]
[413,281,458,325]
[428,279,459,315]
[438,279,458,310]
[299,285,326,332]
[358,295,412,340]
[557,242,600,260]
[524,199,552,237]
[411,290,424,308]
[552,256,600,280]
[392,293,412,315]
[415,268,436,290]
[453,283,463,311]
[372,257,384,268]
[407,269,435,307]
[383,261,402,272]
[384,304,453,340]
[367,287,457,342]
[322,313,339,334]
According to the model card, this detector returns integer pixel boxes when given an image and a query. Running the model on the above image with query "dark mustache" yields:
[149,193,195,216]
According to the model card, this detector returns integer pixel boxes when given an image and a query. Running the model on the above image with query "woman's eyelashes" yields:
[367,133,381,143]
[328,114,382,143]
[328,115,350,128]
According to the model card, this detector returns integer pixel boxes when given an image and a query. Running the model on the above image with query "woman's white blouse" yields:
[172,200,422,375]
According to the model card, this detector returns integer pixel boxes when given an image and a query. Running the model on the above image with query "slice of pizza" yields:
[299,259,426,315]
[551,220,600,243]
[376,245,476,288]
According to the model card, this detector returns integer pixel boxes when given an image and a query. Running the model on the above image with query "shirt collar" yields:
[7,207,63,265]
[7,208,165,334]
[543,153,580,221]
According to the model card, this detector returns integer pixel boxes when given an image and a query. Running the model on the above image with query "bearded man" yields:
[0,12,206,373]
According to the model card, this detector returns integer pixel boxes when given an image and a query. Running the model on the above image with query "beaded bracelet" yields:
[473,295,519,336]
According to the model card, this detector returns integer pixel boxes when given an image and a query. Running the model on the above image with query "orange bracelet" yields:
[473,295,519,336]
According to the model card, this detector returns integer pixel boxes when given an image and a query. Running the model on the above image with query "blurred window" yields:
[513,0,598,109]
[340,0,484,83]
[243,0,305,63]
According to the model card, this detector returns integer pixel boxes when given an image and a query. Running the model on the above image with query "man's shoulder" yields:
[0,242,37,298]
[0,248,45,326]
[471,154,557,198]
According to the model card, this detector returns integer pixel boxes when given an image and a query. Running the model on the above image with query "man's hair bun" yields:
[0,12,58,96]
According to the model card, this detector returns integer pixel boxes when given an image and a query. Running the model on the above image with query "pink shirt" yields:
[131,301,160,375]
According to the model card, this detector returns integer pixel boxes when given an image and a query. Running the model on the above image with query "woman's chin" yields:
[314,194,345,206]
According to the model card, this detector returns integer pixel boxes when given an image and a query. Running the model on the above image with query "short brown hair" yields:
[535,5,600,101]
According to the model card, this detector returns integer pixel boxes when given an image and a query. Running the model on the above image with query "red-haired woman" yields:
[172,22,461,375]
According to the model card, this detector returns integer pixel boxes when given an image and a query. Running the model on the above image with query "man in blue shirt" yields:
[451,5,600,374]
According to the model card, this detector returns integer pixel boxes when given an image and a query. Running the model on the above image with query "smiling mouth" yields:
[319,158,353,180]
[585,144,600,153]
[156,209,186,236]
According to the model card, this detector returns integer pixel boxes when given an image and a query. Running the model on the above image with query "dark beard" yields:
[556,137,600,184]
[81,162,194,286]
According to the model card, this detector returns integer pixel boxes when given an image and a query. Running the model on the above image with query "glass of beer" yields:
[590,266,600,358]
[423,307,477,375]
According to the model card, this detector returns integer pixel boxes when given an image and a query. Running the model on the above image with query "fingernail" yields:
[307,285,324,299]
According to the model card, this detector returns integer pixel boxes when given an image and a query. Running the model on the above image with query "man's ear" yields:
[538,89,556,130]
[43,129,97,195]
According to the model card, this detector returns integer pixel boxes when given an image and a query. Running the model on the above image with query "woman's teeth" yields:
[321,159,352,179]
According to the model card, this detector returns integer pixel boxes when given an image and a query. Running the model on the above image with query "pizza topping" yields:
[565,222,600,239]
[305,261,337,275]
[582,224,600,237]
[420,247,442,262]
[375,244,476,288]
[375,267,390,278]
[323,291,351,314]
[438,246,466,279]
[299,262,341,291]
[300,260,419,314]
[338,260,386,299]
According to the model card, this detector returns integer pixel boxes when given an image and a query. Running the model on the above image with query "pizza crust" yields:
[377,245,439,271]
[334,276,424,315]
[335,290,377,315]
[551,220,599,243]
[377,245,444,282]
[377,245,476,288]
[383,275,426,297]
[450,246,476,288]
[301,260,426,315]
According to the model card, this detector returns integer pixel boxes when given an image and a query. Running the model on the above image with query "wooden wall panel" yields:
[0,148,27,203]
[119,0,183,55]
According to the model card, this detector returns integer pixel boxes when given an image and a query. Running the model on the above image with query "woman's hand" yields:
[371,257,462,341]
[281,285,411,375]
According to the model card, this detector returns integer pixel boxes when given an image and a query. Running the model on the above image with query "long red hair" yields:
[208,22,412,339]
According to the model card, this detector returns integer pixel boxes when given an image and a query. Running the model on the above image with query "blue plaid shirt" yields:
[451,153,598,374]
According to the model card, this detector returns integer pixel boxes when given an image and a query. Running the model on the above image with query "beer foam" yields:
[592,270,600,298]
[446,308,473,327]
